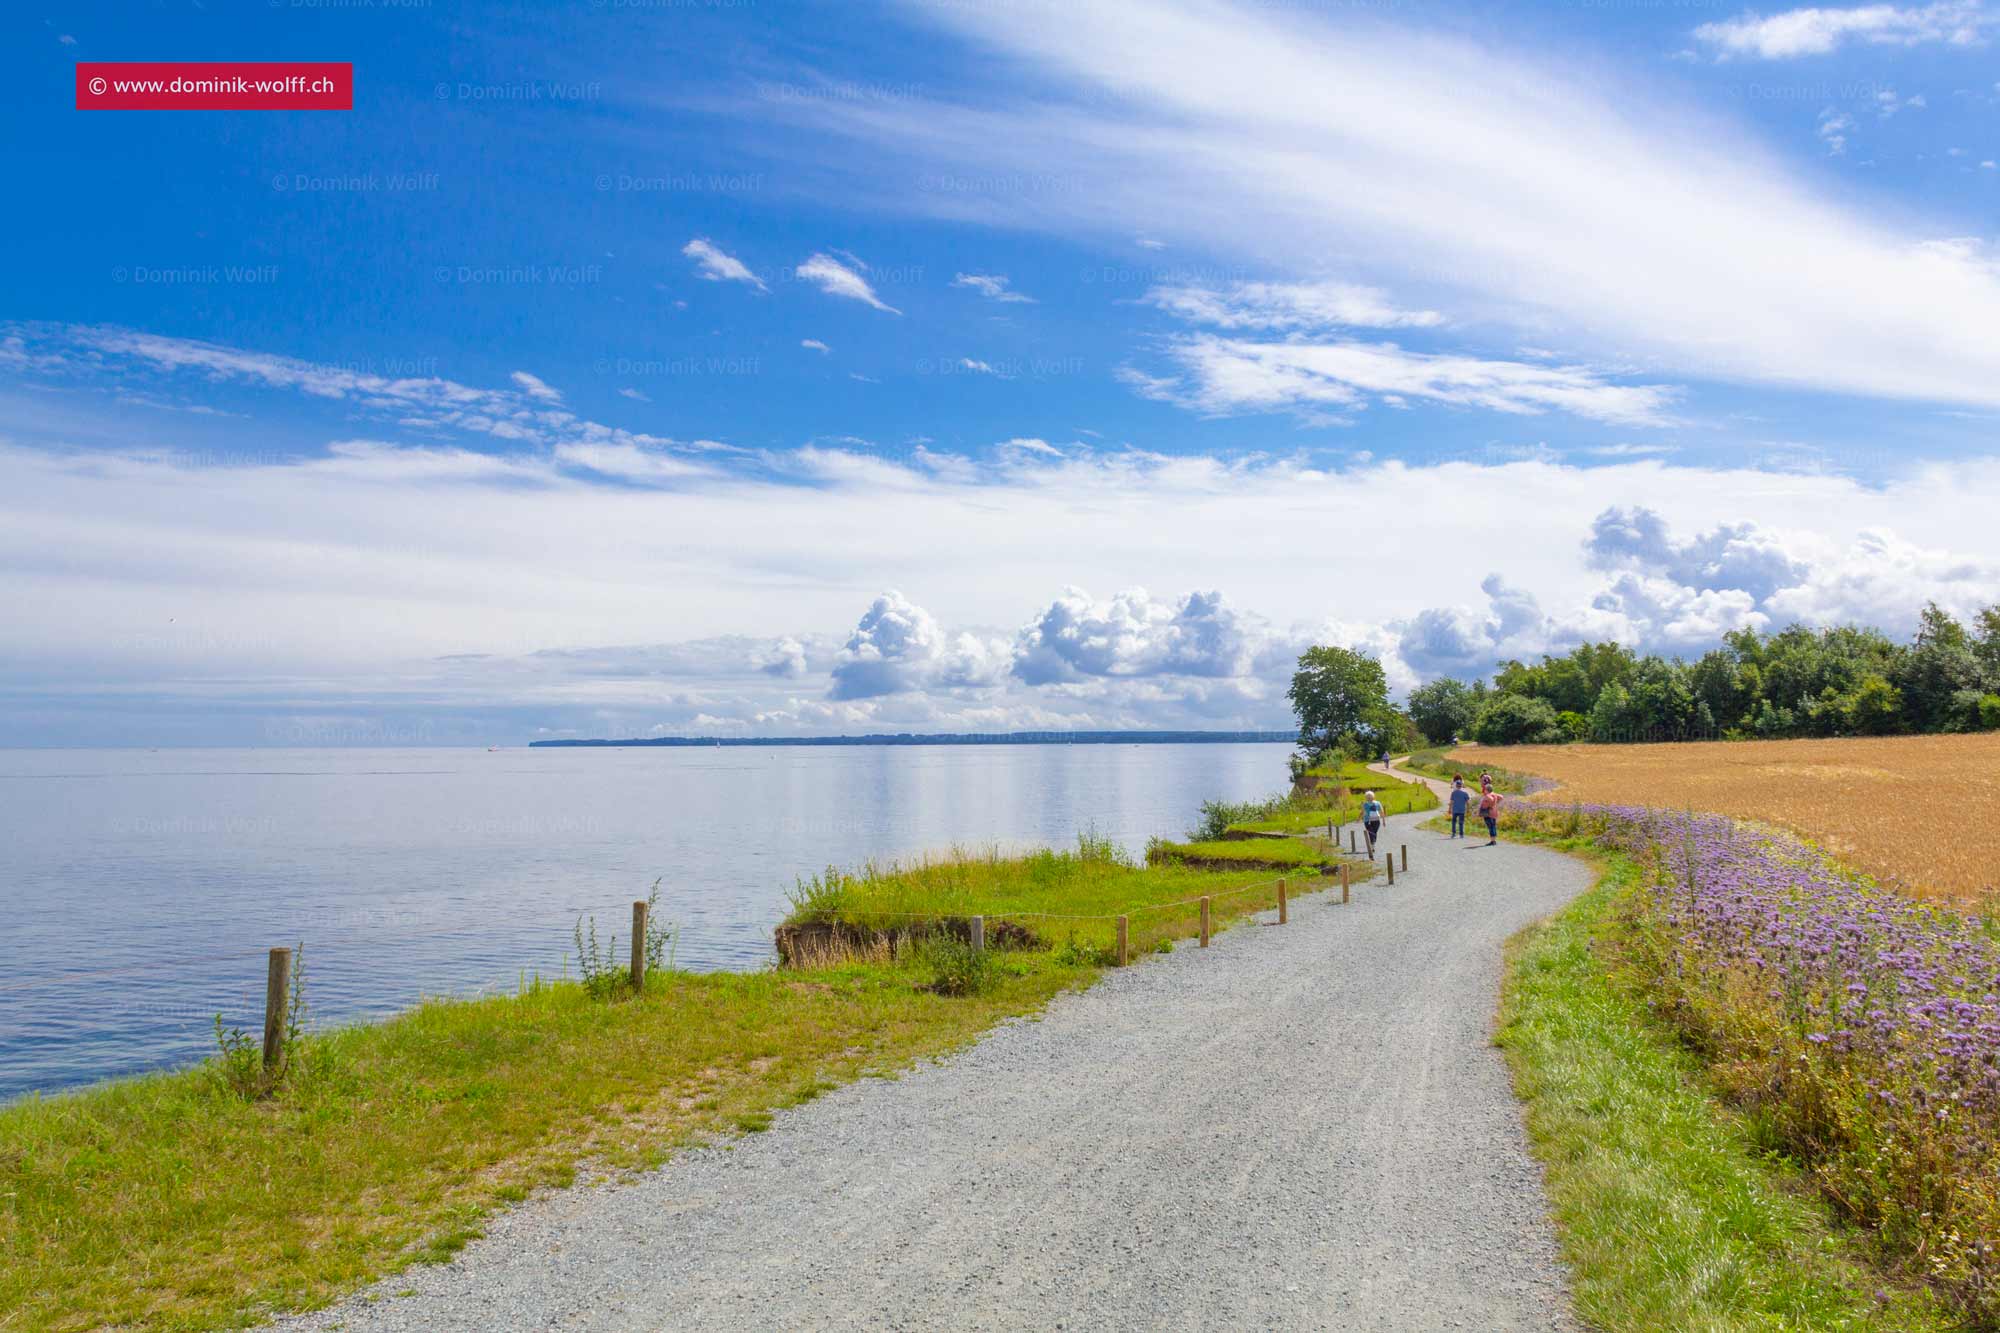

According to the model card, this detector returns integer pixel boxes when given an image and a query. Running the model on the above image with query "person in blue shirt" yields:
[1361,790,1384,856]
[1448,777,1471,838]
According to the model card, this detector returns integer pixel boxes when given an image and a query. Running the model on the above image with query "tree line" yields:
[1290,602,2000,756]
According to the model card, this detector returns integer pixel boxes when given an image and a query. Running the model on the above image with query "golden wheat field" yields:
[1451,733,2000,904]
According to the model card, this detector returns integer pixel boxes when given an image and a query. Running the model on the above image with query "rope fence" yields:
[7,832,1424,1092]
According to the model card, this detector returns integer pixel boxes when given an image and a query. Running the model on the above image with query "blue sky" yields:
[5,0,2000,744]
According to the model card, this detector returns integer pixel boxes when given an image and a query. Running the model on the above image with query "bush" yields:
[911,934,991,996]
[1981,693,2000,731]
[1188,794,1289,841]
[1473,693,1563,745]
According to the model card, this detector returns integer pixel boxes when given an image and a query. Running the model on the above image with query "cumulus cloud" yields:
[795,252,900,313]
[953,272,1035,302]
[1586,506,1810,602]
[1012,587,1260,685]
[828,591,1007,700]
[681,237,767,290]
[755,636,810,678]
[1394,504,2000,676]
[1694,2,1988,58]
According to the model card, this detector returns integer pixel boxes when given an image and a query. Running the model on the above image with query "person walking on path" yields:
[1448,777,1471,838]
[1361,790,1385,857]
[1477,785,1503,845]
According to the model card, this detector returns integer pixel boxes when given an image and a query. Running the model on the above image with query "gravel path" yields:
[280,811,1590,1332]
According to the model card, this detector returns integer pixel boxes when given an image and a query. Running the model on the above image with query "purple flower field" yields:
[1517,804,2000,1325]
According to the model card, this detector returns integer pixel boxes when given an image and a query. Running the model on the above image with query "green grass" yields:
[1498,852,1953,1332]
[1,837,1330,1332]
[1144,837,1344,872]
[1229,764,1437,833]
[783,833,1306,958]
[1402,746,1535,794]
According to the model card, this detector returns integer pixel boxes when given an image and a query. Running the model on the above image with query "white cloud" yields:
[1129,334,1678,426]
[1694,2,1988,58]
[617,387,651,402]
[4,374,2000,739]
[797,0,2000,410]
[953,272,1036,303]
[509,371,562,403]
[795,252,900,313]
[801,338,831,353]
[956,357,1001,375]
[1874,87,1927,116]
[1145,279,1442,330]
[828,591,1008,699]
[1817,107,1855,154]
[682,237,767,290]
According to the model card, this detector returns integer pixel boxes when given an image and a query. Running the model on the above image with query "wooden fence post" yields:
[1200,896,1211,947]
[1401,845,1408,874]
[1348,830,1356,854]
[970,915,985,953]
[630,900,649,991]
[1342,864,1351,904]
[262,946,292,1071]
[1277,879,1288,925]
[1387,855,1395,886]
[1116,915,1129,967]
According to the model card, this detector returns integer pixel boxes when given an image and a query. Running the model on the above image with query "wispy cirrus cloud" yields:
[952,272,1035,303]
[681,236,767,289]
[790,0,2000,411]
[1127,334,1679,426]
[795,252,900,313]
[1693,2,1989,58]
[1143,279,1442,331]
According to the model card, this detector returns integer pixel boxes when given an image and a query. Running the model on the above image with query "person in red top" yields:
[1477,784,1502,845]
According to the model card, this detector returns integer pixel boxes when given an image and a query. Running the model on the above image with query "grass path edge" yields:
[1496,849,1955,1332]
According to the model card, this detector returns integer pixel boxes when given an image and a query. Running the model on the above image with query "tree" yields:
[1893,603,1985,732]
[1472,693,1564,745]
[1288,646,1389,759]
[1406,677,1479,745]
[1360,703,1423,757]
[1844,675,1903,735]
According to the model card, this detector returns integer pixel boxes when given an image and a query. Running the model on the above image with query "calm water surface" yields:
[0,743,1290,1100]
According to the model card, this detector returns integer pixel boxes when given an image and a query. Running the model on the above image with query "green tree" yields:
[1844,675,1903,735]
[1288,646,1389,759]
[1472,693,1563,745]
[1406,677,1480,745]
[1892,602,1985,732]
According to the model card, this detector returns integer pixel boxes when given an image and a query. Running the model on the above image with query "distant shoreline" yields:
[529,730,1298,749]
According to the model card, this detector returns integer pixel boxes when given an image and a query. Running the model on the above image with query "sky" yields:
[4,0,1999,745]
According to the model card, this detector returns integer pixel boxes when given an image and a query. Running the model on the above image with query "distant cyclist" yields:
[1477,785,1503,845]
[1361,790,1385,856]
[1448,777,1471,838]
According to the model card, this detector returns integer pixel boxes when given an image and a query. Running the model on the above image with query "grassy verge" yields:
[1224,761,1437,835]
[1498,844,1954,1331]
[1,838,1313,1332]
[1403,745,1536,793]
[1143,837,1348,873]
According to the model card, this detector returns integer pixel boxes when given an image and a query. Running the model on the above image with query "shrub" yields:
[1474,693,1562,745]
[1981,693,2000,731]
[1188,794,1290,841]
[910,934,991,996]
